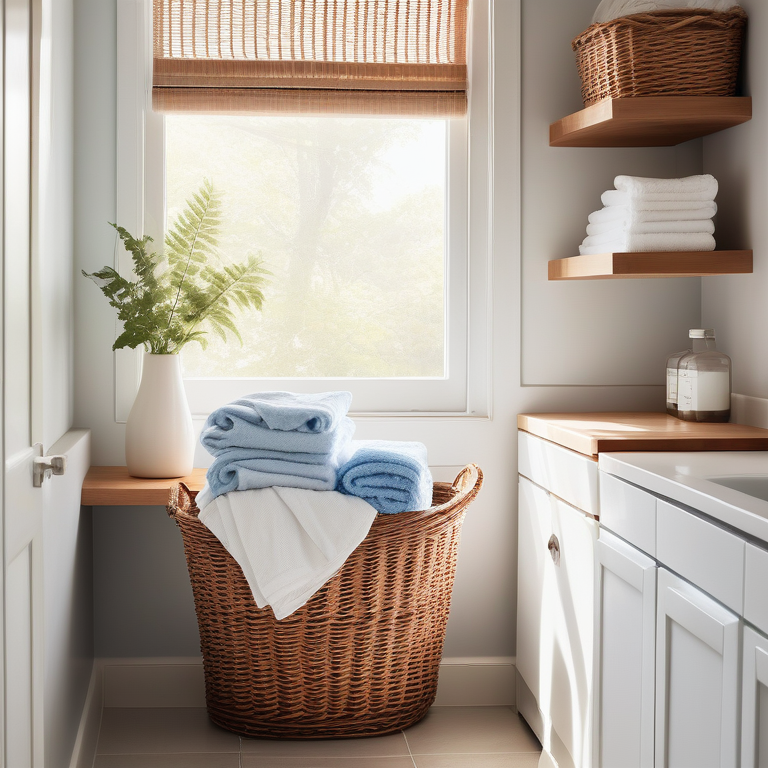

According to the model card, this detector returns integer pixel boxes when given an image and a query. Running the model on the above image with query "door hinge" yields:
[33,442,67,487]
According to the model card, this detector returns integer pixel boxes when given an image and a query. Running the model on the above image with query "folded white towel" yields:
[198,486,377,620]
[579,232,716,255]
[605,175,718,203]
[592,0,739,25]
[602,189,717,206]
[586,218,715,237]
[589,202,717,225]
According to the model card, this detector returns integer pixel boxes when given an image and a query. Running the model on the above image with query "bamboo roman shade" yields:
[152,0,469,117]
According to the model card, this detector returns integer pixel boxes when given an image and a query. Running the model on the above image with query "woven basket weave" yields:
[572,8,747,106]
[167,464,483,739]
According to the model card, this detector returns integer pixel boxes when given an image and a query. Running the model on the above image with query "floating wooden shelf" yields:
[548,250,753,281]
[549,96,752,148]
[82,466,206,506]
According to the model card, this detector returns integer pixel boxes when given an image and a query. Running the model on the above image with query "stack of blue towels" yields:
[198,391,433,515]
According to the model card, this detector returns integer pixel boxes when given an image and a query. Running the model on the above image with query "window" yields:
[115,0,489,418]
[168,115,448,380]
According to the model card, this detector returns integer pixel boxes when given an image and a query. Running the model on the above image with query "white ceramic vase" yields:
[125,353,195,478]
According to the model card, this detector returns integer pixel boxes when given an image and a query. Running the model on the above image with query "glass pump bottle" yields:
[666,345,690,417]
[677,329,731,423]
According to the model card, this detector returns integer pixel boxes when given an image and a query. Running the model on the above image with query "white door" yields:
[656,567,741,768]
[3,0,45,764]
[594,529,656,768]
[550,495,598,768]
[516,475,556,746]
[742,625,768,768]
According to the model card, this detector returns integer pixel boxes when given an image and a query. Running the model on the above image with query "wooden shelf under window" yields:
[82,466,206,506]
[549,96,752,148]
[548,250,753,280]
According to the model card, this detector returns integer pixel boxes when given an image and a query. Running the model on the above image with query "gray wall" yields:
[702,0,764,397]
[93,507,200,656]
[77,0,702,660]
[39,0,94,764]
[521,0,702,385]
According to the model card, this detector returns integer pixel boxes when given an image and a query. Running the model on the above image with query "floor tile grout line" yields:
[401,727,412,755]
[406,751,543,757]
[401,728,419,767]
[93,751,242,756]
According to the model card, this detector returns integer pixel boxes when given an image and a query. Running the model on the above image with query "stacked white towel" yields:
[579,175,718,256]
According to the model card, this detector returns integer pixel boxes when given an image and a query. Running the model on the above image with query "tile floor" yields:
[93,706,542,767]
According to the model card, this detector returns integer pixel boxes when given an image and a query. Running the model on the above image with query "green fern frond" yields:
[83,180,269,354]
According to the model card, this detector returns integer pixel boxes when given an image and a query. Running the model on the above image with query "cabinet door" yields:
[594,529,656,768]
[742,626,768,768]
[516,476,556,731]
[656,568,741,768]
[550,495,598,768]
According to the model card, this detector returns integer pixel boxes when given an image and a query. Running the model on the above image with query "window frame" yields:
[114,0,491,421]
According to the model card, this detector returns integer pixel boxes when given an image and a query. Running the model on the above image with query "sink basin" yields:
[707,475,768,504]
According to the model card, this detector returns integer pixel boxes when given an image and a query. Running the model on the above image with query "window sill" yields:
[81,466,206,506]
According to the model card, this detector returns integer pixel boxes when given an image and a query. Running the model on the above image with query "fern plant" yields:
[83,180,268,355]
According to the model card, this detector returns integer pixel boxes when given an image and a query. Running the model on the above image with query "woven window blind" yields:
[152,0,469,117]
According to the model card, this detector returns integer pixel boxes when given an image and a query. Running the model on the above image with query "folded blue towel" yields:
[206,450,346,498]
[201,391,354,457]
[336,441,433,514]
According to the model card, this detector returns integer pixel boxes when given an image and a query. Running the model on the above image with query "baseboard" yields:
[731,393,768,430]
[69,661,103,768]
[99,656,516,709]
[433,657,516,706]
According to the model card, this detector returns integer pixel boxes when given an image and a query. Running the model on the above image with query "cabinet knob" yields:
[548,534,560,566]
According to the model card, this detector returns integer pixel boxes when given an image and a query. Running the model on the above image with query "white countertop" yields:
[599,451,768,544]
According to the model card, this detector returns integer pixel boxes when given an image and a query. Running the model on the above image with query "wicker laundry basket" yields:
[572,8,747,106]
[167,464,483,739]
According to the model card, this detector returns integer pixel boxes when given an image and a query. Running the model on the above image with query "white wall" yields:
[75,0,700,662]
[73,0,122,465]
[38,0,75,448]
[702,0,764,398]
[36,0,94,765]
[521,0,702,385]
[42,432,92,768]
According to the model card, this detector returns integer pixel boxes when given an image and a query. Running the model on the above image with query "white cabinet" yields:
[517,474,556,732]
[742,626,768,768]
[519,438,768,768]
[745,545,768,637]
[656,499,745,615]
[594,529,656,768]
[517,470,598,768]
[550,495,598,768]
[655,567,741,768]
[599,472,656,557]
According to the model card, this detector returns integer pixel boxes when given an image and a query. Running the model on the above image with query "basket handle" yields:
[450,464,483,501]
[167,482,197,521]
[621,13,719,31]
[606,10,743,32]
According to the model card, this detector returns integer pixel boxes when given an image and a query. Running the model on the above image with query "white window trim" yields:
[115,0,492,421]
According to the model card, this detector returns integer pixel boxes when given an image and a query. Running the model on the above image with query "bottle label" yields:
[666,367,678,404]
[678,370,730,412]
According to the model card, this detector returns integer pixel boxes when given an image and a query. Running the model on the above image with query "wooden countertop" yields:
[518,412,768,458]
[82,466,206,506]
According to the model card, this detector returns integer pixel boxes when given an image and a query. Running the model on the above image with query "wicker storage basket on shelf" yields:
[167,463,483,739]
[572,8,747,106]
